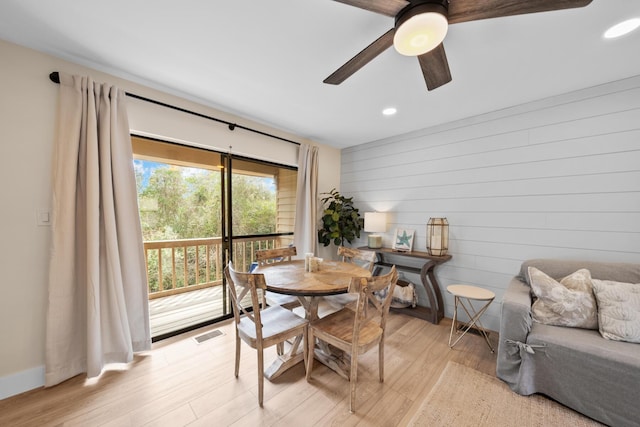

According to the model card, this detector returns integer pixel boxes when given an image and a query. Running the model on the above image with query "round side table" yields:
[447,284,495,353]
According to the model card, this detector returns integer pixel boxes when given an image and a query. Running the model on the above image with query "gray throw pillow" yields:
[528,267,598,329]
[592,279,640,343]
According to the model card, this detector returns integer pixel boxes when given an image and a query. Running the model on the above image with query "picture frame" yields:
[392,228,415,252]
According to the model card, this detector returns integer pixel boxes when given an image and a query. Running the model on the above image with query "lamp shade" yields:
[393,3,448,56]
[427,217,449,256]
[364,212,387,233]
[365,212,387,248]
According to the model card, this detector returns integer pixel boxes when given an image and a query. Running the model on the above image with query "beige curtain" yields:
[45,73,151,387]
[293,144,319,255]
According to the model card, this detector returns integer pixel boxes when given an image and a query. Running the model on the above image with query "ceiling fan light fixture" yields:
[394,2,448,57]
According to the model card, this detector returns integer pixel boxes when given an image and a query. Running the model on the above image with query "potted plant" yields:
[317,188,364,247]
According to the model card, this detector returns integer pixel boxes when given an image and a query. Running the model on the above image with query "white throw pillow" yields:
[592,279,640,343]
[528,267,597,329]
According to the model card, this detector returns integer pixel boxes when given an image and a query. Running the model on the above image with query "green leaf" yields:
[316,188,363,248]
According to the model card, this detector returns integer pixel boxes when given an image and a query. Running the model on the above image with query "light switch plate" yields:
[36,209,51,226]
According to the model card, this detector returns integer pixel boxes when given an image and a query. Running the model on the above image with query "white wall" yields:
[0,39,341,399]
[342,76,640,332]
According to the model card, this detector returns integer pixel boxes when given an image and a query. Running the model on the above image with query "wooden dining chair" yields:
[256,247,301,310]
[306,265,398,413]
[338,246,377,273]
[224,262,308,407]
[325,246,379,310]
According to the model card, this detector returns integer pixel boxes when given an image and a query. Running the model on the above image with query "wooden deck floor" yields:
[149,287,228,337]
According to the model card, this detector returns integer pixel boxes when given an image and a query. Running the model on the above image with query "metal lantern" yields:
[427,217,449,256]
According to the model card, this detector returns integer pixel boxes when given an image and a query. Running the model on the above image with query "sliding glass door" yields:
[132,136,296,340]
[226,156,297,271]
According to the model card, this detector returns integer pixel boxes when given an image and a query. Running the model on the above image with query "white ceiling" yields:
[1,0,639,148]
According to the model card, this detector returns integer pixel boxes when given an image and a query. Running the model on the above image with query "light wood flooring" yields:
[0,313,499,426]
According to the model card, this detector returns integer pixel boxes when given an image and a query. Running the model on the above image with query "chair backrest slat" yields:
[338,246,377,273]
[349,266,398,337]
[256,247,297,266]
[224,262,268,340]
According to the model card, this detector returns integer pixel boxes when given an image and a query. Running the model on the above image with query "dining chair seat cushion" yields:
[323,293,358,307]
[238,305,308,344]
[265,291,300,309]
[311,308,383,350]
[323,293,359,314]
[292,298,344,319]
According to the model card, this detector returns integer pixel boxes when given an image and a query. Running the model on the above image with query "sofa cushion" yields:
[528,267,597,329]
[592,279,640,343]
[519,259,640,285]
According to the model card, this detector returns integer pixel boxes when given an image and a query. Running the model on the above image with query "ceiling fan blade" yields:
[448,0,592,24]
[418,43,452,91]
[332,0,409,17]
[324,28,395,85]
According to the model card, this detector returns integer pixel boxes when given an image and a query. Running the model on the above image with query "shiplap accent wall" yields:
[341,75,640,332]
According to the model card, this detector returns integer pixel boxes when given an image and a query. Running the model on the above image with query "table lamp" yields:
[364,212,387,249]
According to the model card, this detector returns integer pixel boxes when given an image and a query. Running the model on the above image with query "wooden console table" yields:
[359,247,452,325]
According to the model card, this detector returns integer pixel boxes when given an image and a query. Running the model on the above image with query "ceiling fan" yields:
[324,0,593,91]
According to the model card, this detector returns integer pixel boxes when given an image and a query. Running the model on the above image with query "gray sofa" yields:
[497,259,640,427]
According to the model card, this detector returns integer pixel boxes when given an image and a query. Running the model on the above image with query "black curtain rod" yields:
[49,71,301,147]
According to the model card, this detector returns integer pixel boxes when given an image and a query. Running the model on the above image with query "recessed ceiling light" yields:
[382,107,397,116]
[604,18,640,39]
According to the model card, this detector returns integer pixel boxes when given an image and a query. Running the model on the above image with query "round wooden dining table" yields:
[257,259,370,295]
[253,259,371,379]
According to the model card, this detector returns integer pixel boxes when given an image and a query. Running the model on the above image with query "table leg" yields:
[264,296,310,380]
[313,342,351,380]
[309,295,353,380]
[264,334,305,380]
[448,296,460,347]
[264,295,352,381]
[424,261,445,323]
[448,296,495,353]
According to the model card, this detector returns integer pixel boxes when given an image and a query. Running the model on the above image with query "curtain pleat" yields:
[293,144,319,255]
[45,73,150,387]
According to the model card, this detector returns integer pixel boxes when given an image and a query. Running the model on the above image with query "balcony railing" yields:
[143,234,293,299]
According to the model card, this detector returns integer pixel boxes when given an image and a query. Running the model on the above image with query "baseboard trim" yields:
[0,365,45,400]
